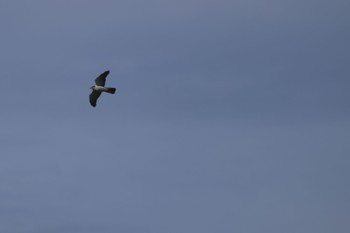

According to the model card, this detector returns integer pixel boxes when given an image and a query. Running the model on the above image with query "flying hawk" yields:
[89,70,116,107]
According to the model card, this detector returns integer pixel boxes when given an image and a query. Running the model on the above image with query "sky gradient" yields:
[1,0,349,232]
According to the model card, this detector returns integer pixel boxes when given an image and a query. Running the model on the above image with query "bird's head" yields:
[90,86,95,90]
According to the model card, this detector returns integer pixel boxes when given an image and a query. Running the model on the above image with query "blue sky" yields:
[1,1,349,232]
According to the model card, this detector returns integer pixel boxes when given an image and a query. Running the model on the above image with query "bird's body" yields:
[89,70,116,107]
[91,85,116,93]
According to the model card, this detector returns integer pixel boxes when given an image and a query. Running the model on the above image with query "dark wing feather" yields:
[89,90,101,107]
[95,70,110,86]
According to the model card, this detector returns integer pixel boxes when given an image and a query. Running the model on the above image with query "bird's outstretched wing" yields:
[89,90,102,107]
[95,70,110,86]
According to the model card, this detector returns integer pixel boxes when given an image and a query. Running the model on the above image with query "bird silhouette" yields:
[89,70,116,107]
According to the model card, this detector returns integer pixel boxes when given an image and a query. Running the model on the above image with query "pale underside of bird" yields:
[89,70,117,107]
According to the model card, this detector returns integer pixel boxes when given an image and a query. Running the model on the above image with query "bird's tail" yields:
[104,87,116,94]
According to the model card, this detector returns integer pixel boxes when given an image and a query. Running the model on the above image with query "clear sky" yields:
[1,1,349,232]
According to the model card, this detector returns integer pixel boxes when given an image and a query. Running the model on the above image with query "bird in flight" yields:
[89,70,116,107]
